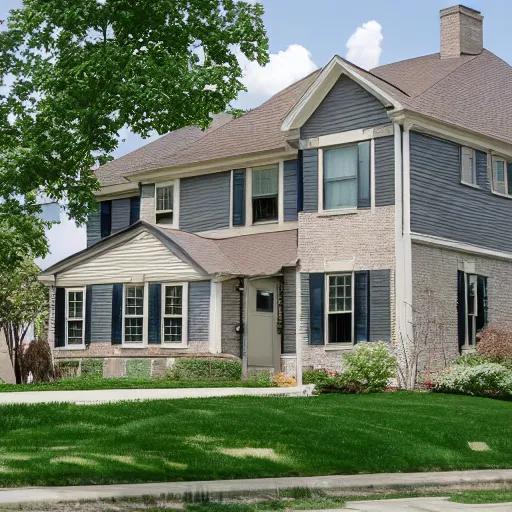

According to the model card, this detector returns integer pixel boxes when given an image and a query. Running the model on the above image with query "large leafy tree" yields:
[0,0,268,270]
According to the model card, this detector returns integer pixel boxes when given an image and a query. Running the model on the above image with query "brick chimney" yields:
[440,5,483,59]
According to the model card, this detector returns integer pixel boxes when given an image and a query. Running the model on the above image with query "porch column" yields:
[242,277,249,378]
[209,281,222,354]
[295,268,303,386]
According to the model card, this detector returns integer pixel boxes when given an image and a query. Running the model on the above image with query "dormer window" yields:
[155,181,175,224]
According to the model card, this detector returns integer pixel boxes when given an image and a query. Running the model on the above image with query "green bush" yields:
[126,359,151,379]
[81,359,103,377]
[303,369,338,386]
[434,363,512,398]
[171,358,242,381]
[341,342,396,393]
[57,361,80,368]
[455,354,512,370]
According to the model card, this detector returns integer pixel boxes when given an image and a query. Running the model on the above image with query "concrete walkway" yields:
[0,384,315,405]
[342,497,512,511]
[0,469,511,505]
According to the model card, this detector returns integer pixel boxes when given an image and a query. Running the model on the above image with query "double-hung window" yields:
[252,164,278,223]
[323,141,370,211]
[124,285,144,343]
[65,288,85,346]
[326,274,353,344]
[459,272,488,348]
[162,284,187,344]
[155,182,175,223]
[461,147,477,186]
[492,157,512,196]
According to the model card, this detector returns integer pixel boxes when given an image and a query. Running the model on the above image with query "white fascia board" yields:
[95,182,139,199]
[281,55,402,132]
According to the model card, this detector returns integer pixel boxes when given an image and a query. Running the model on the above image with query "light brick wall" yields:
[412,243,512,370]
[298,206,396,371]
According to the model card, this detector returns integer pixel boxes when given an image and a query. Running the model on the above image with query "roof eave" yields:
[281,55,403,132]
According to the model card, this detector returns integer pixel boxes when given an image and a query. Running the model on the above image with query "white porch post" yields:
[209,281,222,354]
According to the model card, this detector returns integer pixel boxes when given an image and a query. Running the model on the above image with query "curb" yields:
[1,469,512,504]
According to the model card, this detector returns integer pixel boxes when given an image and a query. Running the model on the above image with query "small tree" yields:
[0,259,48,383]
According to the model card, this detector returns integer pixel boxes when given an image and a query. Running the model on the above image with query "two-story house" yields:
[40,5,512,382]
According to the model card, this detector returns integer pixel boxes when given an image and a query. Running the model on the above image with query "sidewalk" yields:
[0,385,315,405]
[343,497,512,511]
[1,469,511,505]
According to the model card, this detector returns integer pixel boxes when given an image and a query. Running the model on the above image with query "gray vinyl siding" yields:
[375,136,395,206]
[283,267,296,354]
[188,281,211,342]
[301,75,390,139]
[221,279,241,357]
[86,207,100,247]
[180,172,230,232]
[111,198,131,234]
[284,160,298,221]
[302,150,318,212]
[90,284,113,342]
[410,131,512,254]
[369,270,391,342]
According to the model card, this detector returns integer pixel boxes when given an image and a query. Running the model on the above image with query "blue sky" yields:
[1,0,511,267]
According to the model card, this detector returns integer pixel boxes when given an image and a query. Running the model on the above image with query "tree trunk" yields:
[12,325,23,384]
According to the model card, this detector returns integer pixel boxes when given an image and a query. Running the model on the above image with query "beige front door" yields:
[247,278,281,371]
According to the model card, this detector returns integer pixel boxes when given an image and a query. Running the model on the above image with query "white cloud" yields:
[346,20,383,70]
[235,44,317,109]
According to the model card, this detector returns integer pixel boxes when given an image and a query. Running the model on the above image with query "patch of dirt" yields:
[217,447,283,461]
[468,441,490,451]
[0,453,31,460]
[186,435,222,444]
[50,456,97,466]
[163,460,188,470]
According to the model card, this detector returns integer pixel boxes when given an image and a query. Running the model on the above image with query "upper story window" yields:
[65,288,85,347]
[252,165,279,223]
[100,200,112,238]
[323,141,370,211]
[491,157,511,196]
[155,181,176,224]
[461,147,477,186]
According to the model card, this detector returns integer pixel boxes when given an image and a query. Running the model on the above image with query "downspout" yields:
[235,278,246,377]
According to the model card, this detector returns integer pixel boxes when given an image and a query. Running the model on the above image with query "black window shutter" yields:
[232,169,245,226]
[476,275,488,333]
[457,271,466,353]
[369,270,391,341]
[100,200,112,238]
[130,196,141,225]
[85,285,92,345]
[355,271,369,343]
[309,273,324,345]
[357,141,371,208]
[148,283,162,344]
[111,284,123,344]
[55,287,66,347]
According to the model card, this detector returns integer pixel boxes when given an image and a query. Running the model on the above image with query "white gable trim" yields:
[281,55,403,132]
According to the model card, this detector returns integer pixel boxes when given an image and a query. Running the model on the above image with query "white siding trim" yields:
[370,138,376,212]
[278,160,285,224]
[245,167,253,227]
[174,179,180,229]
[317,148,324,212]
[295,268,302,386]
[229,170,234,229]
[209,281,222,353]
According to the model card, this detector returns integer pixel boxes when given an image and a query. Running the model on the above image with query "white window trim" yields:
[154,180,180,228]
[122,283,148,347]
[324,272,355,346]
[318,141,372,215]
[65,287,86,349]
[460,146,477,187]
[161,282,189,348]
[490,156,510,199]
[464,273,478,348]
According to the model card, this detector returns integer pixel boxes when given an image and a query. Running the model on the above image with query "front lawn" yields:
[0,392,510,487]
[0,377,269,392]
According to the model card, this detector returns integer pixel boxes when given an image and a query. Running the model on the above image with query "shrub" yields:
[81,359,103,377]
[433,363,512,398]
[455,353,512,370]
[342,342,396,393]
[23,339,55,383]
[56,360,80,379]
[477,327,512,359]
[315,373,366,394]
[170,358,242,381]
[270,372,296,387]
[126,359,151,379]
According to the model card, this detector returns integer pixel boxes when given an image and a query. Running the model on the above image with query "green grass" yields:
[0,392,510,487]
[0,377,269,392]
[449,489,512,503]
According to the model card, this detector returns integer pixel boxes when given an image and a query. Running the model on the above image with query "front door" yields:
[247,278,281,371]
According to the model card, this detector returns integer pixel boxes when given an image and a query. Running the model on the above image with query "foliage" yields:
[342,342,397,393]
[477,327,512,359]
[433,363,512,398]
[81,359,103,377]
[22,339,55,383]
[0,259,48,383]
[247,369,271,386]
[0,393,510,487]
[455,353,512,370]
[315,373,367,394]
[0,0,269,268]
[303,369,339,386]
[270,372,296,387]
[126,359,152,379]
[170,358,242,381]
